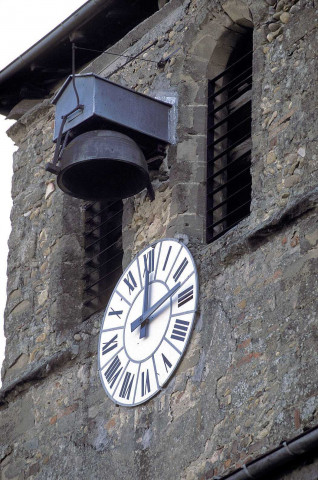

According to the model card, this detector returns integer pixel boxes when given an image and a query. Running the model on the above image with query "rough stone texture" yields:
[1,0,317,479]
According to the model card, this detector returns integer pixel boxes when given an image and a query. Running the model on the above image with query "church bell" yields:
[46,73,173,201]
[56,130,150,201]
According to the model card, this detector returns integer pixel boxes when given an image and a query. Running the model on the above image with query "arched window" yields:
[207,30,253,243]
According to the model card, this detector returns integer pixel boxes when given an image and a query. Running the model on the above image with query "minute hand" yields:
[130,282,181,333]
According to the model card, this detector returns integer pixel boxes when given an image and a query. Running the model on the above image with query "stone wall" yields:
[1,0,317,479]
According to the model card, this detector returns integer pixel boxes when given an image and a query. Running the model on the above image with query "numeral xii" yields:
[143,249,155,274]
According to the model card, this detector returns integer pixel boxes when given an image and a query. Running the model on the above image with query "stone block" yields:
[192,105,207,134]
[183,56,209,83]
[191,35,217,61]
[7,99,41,120]
[222,0,253,28]
[9,299,31,316]
[167,212,204,241]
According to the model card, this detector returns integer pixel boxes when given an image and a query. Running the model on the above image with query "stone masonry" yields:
[1,0,317,479]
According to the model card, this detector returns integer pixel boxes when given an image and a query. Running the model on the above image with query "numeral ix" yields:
[108,308,123,319]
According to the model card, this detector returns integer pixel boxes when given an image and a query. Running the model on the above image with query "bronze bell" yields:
[55,130,152,201]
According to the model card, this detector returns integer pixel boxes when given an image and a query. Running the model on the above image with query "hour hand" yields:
[131,282,181,333]
[131,314,145,334]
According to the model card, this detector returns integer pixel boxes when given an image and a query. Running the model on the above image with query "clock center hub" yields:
[124,280,171,362]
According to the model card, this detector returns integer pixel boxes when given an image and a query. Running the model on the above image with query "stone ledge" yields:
[202,186,318,270]
[6,99,53,143]
[248,186,318,243]
[0,348,77,406]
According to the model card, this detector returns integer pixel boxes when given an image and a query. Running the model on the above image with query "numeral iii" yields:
[171,319,190,342]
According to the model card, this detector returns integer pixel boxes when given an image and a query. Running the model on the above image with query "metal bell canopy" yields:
[46,73,173,201]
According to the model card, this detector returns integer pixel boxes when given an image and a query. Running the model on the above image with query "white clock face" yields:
[98,238,198,407]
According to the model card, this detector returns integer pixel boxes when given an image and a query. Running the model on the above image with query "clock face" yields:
[98,238,198,406]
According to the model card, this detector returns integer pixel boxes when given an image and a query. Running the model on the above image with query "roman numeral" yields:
[141,369,151,397]
[162,246,172,271]
[119,371,134,400]
[171,319,190,342]
[123,271,137,294]
[143,249,155,275]
[178,285,193,307]
[102,334,118,355]
[108,308,123,319]
[162,353,172,373]
[173,257,188,282]
[104,355,122,388]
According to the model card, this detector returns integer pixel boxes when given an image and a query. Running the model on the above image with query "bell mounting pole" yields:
[45,43,84,175]
[71,43,81,108]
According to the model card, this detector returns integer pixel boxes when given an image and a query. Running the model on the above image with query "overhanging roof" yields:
[0,0,158,116]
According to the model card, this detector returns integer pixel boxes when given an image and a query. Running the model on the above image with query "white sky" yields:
[0,0,87,382]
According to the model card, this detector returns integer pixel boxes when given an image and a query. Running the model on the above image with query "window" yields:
[207,31,253,243]
[83,200,123,319]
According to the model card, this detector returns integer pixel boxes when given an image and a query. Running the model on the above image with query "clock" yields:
[98,238,198,406]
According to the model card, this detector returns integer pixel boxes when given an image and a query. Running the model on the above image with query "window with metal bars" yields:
[207,31,253,243]
[83,200,123,319]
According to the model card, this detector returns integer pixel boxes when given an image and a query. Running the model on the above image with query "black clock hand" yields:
[140,269,150,339]
[131,281,181,333]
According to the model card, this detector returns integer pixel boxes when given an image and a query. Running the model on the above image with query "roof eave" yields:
[0,0,114,87]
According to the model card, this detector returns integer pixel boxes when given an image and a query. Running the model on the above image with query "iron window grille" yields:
[83,200,123,319]
[207,33,253,243]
